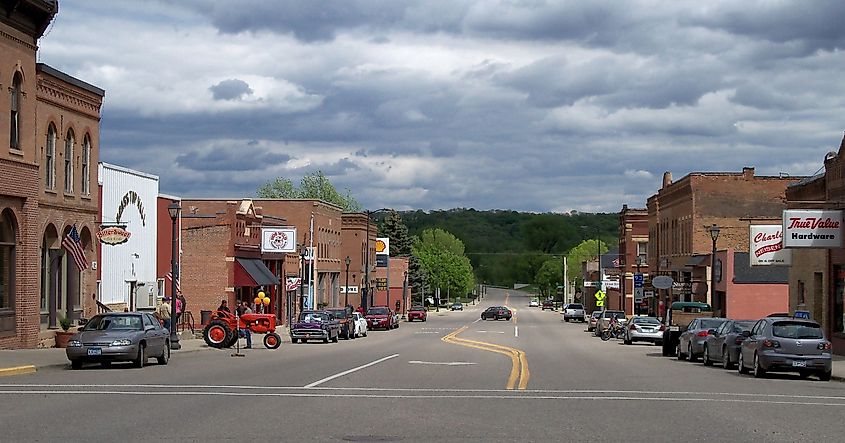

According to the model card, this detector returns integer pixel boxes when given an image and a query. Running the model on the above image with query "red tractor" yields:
[203,310,282,349]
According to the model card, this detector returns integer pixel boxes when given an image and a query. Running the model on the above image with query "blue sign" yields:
[633,273,644,289]
[794,310,811,319]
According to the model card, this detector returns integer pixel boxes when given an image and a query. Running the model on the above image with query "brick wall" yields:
[181,225,232,320]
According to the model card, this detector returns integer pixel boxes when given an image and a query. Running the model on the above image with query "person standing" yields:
[237,301,252,348]
[217,299,230,313]
[177,291,187,322]
[157,297,172,331]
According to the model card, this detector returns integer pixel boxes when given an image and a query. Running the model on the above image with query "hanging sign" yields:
[750,225,791,266]
[97,226,131,245]
[285,277,301,291]
[782,210,843,248]
[375,238,390,255]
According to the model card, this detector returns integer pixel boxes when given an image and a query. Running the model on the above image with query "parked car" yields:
[529,300,539,308]
[366,306,397,330]
[701,319,755,368]
[587,311,602,332]
[623,316,664,345]
[542,300,555,311]
[450,302,464,311]
[350,311,368,338]
[481,306,512,321]
[661,302,714,357]
[738,317,832,380]
[594,310,627,337]
[562,303,586,322]
[325,306,355,340]
[407,306,428,322]
[66,312,170,369]
[290,311,340,343]
[676,317,728,362]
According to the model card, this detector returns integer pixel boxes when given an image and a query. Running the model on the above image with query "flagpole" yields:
[309,214,315,310]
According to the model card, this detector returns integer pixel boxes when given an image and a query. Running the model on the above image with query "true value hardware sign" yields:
[750,225,792,266]
[782,210,843,249]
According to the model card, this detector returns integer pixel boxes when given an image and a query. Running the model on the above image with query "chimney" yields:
[742,167,754,180]
[662,171,672,189]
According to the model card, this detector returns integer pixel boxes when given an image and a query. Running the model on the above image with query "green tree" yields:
[256,170,362,211]
[565,239,607,285]
[377,210,425,299]
[521,214,575,253]
[535,259,563,296]
[413,228,474,301]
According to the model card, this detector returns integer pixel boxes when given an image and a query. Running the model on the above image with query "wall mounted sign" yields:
[783,210,843,248]
[97,226,131,245]
[375,237,390,255]
[285,277,301,291]
[750,225,791,265]
[261,227,297,253]
[116,190,147,226]
[651,275,673,289]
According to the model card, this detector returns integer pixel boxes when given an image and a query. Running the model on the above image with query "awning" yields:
[234,258,280,287]
[685,255,709,267]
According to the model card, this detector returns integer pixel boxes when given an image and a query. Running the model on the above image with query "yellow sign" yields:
[594,290,606,300]
[596,299,605,307]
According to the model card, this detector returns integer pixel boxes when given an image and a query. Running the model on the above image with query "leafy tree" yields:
[565,239,607,285]
[535,259,563,297]
[416,228,465,256]
[378,211,412,256]
[256,170,362,211]
[413,228,474,301]
[521,214,575,253]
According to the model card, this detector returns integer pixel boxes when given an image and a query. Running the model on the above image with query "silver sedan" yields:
[66,312,170,369]
[624,316,663,345]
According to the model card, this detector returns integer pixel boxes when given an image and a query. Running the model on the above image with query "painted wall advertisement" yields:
[749,225,792,266]
[261,227,297,253]
[782,210,843,249]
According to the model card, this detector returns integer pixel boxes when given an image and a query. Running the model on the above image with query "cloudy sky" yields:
[39,1,845,212]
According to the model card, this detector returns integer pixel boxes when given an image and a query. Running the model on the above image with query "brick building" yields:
[1,1,105,349]
[646,167,798,318]
[618,205,649,316]
[373,257,410,315]
[340,213,376,309]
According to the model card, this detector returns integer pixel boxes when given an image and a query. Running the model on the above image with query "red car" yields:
[366,306,397,330]
[407,306,427,322]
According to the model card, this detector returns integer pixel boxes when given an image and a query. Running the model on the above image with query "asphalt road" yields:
[2,288,845,442]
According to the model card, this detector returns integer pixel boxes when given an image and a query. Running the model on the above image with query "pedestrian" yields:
[178,290,187,318]
[238,301,252,348]
[174,294,183,327]
[217,299,230,313]
[157,297,172,331]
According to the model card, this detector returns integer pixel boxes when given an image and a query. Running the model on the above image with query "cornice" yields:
[36,78,103,117]
[0,29,37,51]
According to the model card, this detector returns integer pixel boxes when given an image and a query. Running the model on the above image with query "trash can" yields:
[201,310,212,326]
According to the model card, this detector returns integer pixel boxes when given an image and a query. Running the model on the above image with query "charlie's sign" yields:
[782,210,843,248]
[749,225,791,266]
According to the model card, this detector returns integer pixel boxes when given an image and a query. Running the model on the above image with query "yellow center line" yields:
[441,322,530,390]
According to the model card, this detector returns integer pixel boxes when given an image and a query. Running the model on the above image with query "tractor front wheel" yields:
[203,320,232,348]
[264,333,282,349]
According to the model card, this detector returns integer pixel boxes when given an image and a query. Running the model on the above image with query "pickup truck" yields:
[661,302,714,357]
[290,310,340,343]
[325,306,355,340]
[562,303,586,322]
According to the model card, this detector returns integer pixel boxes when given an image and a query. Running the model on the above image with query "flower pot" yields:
[54,331,74,348]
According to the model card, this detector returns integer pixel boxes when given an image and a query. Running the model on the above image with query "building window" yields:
[833,269,844,333]
[637,242,648,261]
[0,210,16,331]
[64,129,74,193]
[46,124,56,189]
[797,280,805,305]
[81,135,91,195]
[10,73,22,150]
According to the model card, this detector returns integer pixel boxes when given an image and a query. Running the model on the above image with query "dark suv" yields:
[481,306,512,321]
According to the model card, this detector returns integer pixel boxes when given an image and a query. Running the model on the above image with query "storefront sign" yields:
[783,210,843,248]
[261,227,297,253]
[376,278,388,290]
[340,286,359,294]
[97,226,131,245]
[285,277,301,291]
[750,225,792,266]
[376,237,390,255]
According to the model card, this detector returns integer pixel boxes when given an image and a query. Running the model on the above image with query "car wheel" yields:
[753,353,766,378]
[738,352,749,374]
[702,345,712,366]
[676,342,685,360]
[157,342,170,365]
[819,370,832,381]
[134,345,145,368]
[71,360,83,370]
[722,347,733,369]
[687,343,697,362]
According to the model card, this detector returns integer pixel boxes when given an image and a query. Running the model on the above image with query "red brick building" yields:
[618,205,649,316]
[340,213,376,309]
[373,257,410,315]
[1,1,105,348]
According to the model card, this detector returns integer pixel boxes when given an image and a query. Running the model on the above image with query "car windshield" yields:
[326,310,347,319]
[410,307,425,311]
[733,321,756,333]
[603,311,624,318]
[633,317,660,325]
[300,313,327,323]
[368,308,389,315]
[700,319,727,329]
[568,304,583,310]
[83,315,142,331]
[772,321,823,339]
[591,312,602,318]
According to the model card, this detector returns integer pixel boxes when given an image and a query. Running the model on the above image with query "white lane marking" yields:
[303,354,399,388]
[515,326,519,337]
[472,318,481,323]
[414,331,442,334]
[474,330,505,334]
[408,361,477,366]
[0,390,843,406]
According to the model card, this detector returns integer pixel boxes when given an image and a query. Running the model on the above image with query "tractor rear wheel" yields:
[264,333,282,349]
[203,320,232,348]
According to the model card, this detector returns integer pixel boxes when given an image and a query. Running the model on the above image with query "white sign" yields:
[783,210,843,248]
[376,237,390,255]
[644,290,655,298]
[340,286,359,294]
[750,225,792,266]
[634,287,644,302]
[261,227,297,253]
[602,279,620,290]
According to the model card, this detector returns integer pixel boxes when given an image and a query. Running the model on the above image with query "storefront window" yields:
[834,266,845,334]
[0,210,16,330]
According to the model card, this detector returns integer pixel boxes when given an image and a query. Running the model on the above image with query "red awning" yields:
[234,258,280,287]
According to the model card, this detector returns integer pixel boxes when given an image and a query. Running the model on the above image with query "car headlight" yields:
[68,340,82,347]
[110,339,132,347]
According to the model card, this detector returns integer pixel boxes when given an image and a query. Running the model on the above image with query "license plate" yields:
[87,348,102,356]
[642,329,654,332]
[669,326,680,331]
[792,360,807,367]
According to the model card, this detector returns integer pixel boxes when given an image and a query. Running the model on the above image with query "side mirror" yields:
[77,326,84,332]
[77,318,88,326]
[707,329,717,335]
[741,330,752,338]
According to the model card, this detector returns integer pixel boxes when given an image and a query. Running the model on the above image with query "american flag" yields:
[166,270,181,292]
[62,225,88,271]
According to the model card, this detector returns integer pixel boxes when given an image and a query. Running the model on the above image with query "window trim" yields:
[9,73,22,151]
[64,129,75,195]
[46,124,57,190]
[81,135,91,196]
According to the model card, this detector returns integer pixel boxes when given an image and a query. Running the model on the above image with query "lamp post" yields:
[344,256,351,307]
[364,210,371,310]
[167,202,181,350]
[708,224,721,309]
[299,245,307,313]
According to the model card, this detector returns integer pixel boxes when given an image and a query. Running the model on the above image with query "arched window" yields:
[46,124,56,189]
[10,73,22,150]
[0,210,17,328]
[64,129,74,193]
[81,135,91,195]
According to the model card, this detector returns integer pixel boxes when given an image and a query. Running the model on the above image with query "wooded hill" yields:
[382,209,619,288]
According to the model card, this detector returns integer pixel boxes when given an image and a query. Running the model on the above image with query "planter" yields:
[54,331,74,348]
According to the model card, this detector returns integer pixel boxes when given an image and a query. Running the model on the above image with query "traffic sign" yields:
[634,273,644,288]
[634,287,644,302]
[594,290,606,301]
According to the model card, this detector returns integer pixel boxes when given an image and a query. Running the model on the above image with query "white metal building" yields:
[98,163,159,309]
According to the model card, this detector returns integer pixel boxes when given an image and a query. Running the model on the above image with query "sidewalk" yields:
[833,355,845,382]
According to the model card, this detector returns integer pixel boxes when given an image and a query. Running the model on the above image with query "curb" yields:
[0,365,37,377]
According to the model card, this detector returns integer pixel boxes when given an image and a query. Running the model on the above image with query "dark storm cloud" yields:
[176,144,291,171]
[209,79,254,101]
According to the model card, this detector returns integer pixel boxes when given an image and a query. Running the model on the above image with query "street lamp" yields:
[344,256,351,307]
[167,202,181,350]
[299,245,307,312]
[708,224,721,308]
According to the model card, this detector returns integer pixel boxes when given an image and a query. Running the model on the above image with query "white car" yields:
[529,300,539,308]
[351,312,368,338]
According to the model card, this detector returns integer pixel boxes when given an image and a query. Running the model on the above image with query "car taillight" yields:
[696,331,709,337]
[762,339,780,348]
[818,342,832,351]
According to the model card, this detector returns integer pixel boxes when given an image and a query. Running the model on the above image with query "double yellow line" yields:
[442,325,529,390]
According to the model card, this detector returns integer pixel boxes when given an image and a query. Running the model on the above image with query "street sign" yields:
[376,278,387,290]
[634,273,644,288]
[584,281,597,287]
[652,275,673,289]
[595,290,606,302]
